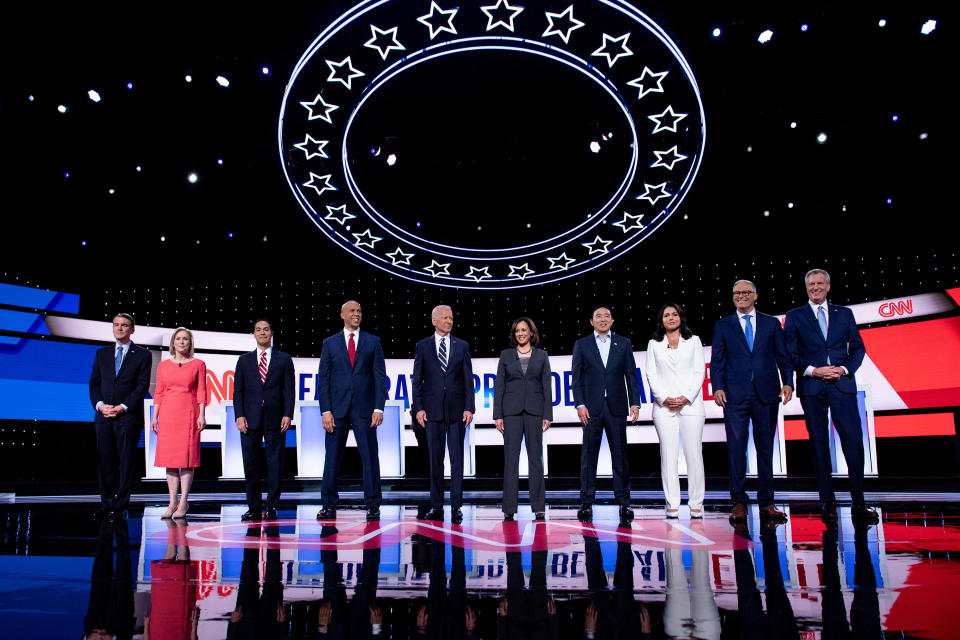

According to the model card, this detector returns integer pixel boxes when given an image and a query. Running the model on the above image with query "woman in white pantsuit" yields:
[646,302,707,518]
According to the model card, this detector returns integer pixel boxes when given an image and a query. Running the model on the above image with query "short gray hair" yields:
[431,304,452,319]
[804,269,831,285]
[732,279,756,293]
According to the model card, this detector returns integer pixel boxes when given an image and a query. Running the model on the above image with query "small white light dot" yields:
[787,202,794,209]
[216,75,230,87]
[28,95,35,102]
[185,74,193,83]
[135,165,142,172]
[800,24,809,32]
[921,19,936,35]
[919,132,929,140]
[712,27,721,38]
[526,223,531,228]
[217,158,224,166]
[891,114,899,122]
[263,235,268,241]
[878,18,887,28]
[87,89,101,103]
[589,141,601,153]
[763,210,770,217]
[187,172,198,184]
[842,205,847,212]
[790,121,797,129]
[817,132,828,144]
[108,188,116,195]
[57,104,67,114]
[746,145,753,152]
[386,153,397,166]
[758,29,774,44]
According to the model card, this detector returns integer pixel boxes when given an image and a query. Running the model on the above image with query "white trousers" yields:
[653,412,705,510]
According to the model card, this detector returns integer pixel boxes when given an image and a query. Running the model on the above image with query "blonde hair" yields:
[169,327,195,358]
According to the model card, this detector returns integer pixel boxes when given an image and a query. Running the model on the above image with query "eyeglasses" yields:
[732,290,756,297]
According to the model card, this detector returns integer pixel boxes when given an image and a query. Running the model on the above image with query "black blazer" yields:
[411,335,475,423]
[493,347,553,420]
[233,349,296,429]
[571,333,642,417]
[89,343,152,425]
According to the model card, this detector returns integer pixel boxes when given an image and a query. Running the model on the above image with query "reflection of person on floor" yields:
[318,525,347,639]
[821,524,882,638]
[227,525,287,639]
[315,525,382,639]
[583,534,636,639]
[348,543,383,639]
[414,539,477,639]
[733,522,799,640]
[498,549,557,639]
[664,542,721,640]
[84,520,135,640]
[145,519,200,640]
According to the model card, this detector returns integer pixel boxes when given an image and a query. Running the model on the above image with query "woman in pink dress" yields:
[151,327,206,519]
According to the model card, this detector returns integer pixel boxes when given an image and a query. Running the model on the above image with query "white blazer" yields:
[645,335,706,417]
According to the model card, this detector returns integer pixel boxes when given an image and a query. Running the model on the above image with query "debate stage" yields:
[3,492,960,639]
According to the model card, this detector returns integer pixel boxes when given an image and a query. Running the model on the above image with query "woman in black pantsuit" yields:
[494,317,553,521]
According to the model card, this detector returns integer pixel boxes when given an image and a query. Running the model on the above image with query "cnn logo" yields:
[878,300,913,318]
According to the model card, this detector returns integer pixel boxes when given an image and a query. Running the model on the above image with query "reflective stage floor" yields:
[2,499,960,639]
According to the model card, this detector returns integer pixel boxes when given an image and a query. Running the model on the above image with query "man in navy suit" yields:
[88,313,152,521]
[412,304,475,523]
[233,319,296,521]
[785,269,878,523]
[711,280,794,523]
[316,301,387,521]
[572,305,642,523]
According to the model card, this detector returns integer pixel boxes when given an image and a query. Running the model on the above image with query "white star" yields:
[299,94,339,123]
[591,32,632,68]
[424,259,451,277]
[582,235,612,255]
[626,67,668,100]
[325,204,356,225]
[364,24,406,60]
[417,1,458,40]
[507,263,535,279]
[326,57,365,90]
[612,212,645,233]
[648,105,688,134]
[303,173,337,196]
[547,252,576,271]
[480,0,524,32]
[386,247,414,266]
[293,134,329,160]
[352,229,382,249]
[650,146,688,171]
[636,182,672,205]
[465,265,493,282]
[542,5,584,44]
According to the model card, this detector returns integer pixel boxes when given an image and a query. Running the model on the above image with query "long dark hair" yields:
[509,316,540,347]
[651,302,694,341]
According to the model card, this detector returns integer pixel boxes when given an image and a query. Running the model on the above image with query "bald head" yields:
[341,300,362,331]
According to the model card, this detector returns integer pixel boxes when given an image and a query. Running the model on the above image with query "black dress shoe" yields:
[577,506,593,522]
[851,503,879,524]
[316,507,336,521]
[241,510,261,522]
[451,508,463,524]
[423,507,444,521]
[366,508,380,521]
[821,501,838,520]
[535,512,546,520]
[619,506,635,522]
[503,513,515,522]
[263,508,278,521]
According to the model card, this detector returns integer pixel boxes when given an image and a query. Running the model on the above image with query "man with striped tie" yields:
[233,319,296,521]
[412,305,475,523]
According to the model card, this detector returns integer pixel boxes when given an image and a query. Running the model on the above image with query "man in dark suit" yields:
[412,304,475,523]
[784,269,878,522]
[711,280,793,523]
[571,305,642,523]
[233,319,296,521]
[88,313,152,521]
[316,300,387,521]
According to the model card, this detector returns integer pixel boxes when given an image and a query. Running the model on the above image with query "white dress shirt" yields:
[594,331,612,367]
[257,346,272,370]
[736,310,755,339]
[96,341,132,411]
[341,328,381,413]
[434,332,450,359]
[803,299,848,377]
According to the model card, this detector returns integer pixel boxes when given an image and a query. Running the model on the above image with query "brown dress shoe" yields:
[759,504,787,521]
[729,503,748,522]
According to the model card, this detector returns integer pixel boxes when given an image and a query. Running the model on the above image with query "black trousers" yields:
[239,415,285,511]
[801,385,866,504]
[95,419,140,511]
[579,403,631,506]
[427,419,466,508]
[502,413,546,514]
[723,387,780,506]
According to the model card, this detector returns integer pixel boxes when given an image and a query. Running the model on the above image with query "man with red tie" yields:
[316,300,388,521]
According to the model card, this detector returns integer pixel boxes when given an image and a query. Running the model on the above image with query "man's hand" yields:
[322,411,335,433]
[113,405,126,415]
[713,389,727,407]
[370,412,383,428]
[99,404,117,418]
[780,385,793,404]
[638,603,651,633]
[498,599,508,617]
[236,416,248,434]
[416,605,428,632]
[584,602,598,633]
[317,601,332,625]
[415,410,427,427]
[546,599,556,615]
[813,366,843,381]
[542,419,551,431]
[629,405,640,423]
[462,411,473,425]
[280,416,292,432]
[465,605,476,631]
[577,406,590,425]
[495,418,505,433]
[370,605,382,624]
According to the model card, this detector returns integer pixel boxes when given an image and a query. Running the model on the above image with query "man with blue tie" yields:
[316,301,387,521]
[88,313,152,521]
[233,319,296,521]
[572,305,642,523]
[785,269,878,523]
[412,304,475,523]
[711,281,793,523]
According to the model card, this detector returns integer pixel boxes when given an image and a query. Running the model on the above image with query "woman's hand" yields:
[151,416,159,433]
[197,411,206,432]
[495,419,505,433]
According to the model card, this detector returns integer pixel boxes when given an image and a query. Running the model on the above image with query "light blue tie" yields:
[817,305,828,340]
[115,345,123,375]
[744,315,754,351]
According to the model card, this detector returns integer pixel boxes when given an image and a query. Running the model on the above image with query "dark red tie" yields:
[348,332,356,367]
[259,351,267,384]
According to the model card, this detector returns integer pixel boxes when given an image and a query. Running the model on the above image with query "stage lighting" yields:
[920,132,929,140]
[386,153,397,166]
[921,19,936,35]
[81,240,87,246]
[886,198,893,204]
[790,121,797,129]
[126,82,133,90]
[746,145,752,152]
[800,24,809,32]
[87,90,101,103]
[228,232,234,238]
[892,114,899,122]
[589,141,601,153]
[187,172,198,183]
[63,172,70,178]
[712,27,721,38]
[817,132,828,143]
[788,202,794,209]
[161,236,166,241]
[185,74,193,83]
[878,19,887,27]
[108,189,115,195]
[28,95,34,102]
[57,104,67,113]
[763,210,770,217]
[758,29,773,44]
[216,76,230,87]
[217,158,224,165]
[261,66,270,75]
[136,165,142,172]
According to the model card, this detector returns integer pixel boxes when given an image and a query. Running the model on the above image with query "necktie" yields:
[439,337,448,373]
[259,351,267,384]
[348,333,356,367]
[115,346,123,375]
[744,315,754,351]
[817,306,828,339]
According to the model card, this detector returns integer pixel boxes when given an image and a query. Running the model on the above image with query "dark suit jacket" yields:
[710,312,794,404]
[784,303,865,396]
[571,333,642,417]
[233,349,296,429]
[89,342,152,425]
[411,335,475,423]
[316,331,387,419]
[493,347,553,420]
